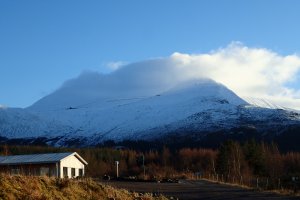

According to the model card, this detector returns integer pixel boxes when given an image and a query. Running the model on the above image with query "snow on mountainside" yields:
[0,107,73,138]
[0,77,299,146]
[243,97,286,110]
[25,79,247,141]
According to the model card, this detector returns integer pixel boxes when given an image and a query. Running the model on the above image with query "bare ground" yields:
[103,179,300,200]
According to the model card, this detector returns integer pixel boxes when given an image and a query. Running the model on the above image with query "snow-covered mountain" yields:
[0,108,73,138]
[0,77,299,147]
[243,97,287,110]
[28,79,247,141]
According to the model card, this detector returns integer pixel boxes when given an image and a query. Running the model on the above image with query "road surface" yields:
[104,179,300,200]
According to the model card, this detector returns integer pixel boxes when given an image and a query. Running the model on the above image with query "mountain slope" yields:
[28,79,247,140]
[0,78,299,147]
[0,108,74,138]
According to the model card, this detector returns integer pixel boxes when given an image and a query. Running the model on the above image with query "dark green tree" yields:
[243,139,266,176]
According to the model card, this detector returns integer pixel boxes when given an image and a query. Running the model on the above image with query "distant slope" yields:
[0,77,299,147]
[243,97,286,110]
[25,79,248,142]
[0,108,73,138]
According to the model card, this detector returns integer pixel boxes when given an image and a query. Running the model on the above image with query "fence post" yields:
[256,178,259,189]
[278,178,281,190]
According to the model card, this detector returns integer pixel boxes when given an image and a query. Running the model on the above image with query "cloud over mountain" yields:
[169,42,300,110]
[43,42,300,110]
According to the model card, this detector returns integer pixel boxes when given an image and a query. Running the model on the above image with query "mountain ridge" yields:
[0,78,299,148]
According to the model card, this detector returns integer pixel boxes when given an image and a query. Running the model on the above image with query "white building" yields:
[0,152,88,178]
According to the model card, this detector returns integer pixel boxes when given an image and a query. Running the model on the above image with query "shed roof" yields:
[0,152,88,165]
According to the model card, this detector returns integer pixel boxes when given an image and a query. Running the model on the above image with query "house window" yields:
[40,167,49,176]
[79,169,83,177]
[71,168,75,177]
[63,167,68,178]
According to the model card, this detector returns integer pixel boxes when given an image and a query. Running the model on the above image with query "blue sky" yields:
[1,0,300,108]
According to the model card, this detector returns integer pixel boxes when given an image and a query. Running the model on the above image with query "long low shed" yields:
[0,152,88,178]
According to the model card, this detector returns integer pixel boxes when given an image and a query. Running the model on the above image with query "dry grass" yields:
[0,174,168,200]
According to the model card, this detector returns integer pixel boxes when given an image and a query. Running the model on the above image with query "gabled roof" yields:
[61,152,88,165]
[0,152,88,165]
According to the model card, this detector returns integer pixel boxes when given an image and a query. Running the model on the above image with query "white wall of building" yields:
[59,155,85,178]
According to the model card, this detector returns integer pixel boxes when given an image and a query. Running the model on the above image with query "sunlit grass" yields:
[0,174,167,200]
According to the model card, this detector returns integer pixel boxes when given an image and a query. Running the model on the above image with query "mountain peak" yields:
[1,73,299,147]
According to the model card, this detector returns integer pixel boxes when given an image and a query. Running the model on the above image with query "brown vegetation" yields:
[0,174,167,200]
[0,140,300,194]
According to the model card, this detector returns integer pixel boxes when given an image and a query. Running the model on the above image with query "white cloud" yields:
[167,42,300,110]
[105,61,127,71]
[57,42,300,110]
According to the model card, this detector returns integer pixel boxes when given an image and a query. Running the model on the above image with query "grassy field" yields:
[0,174,167,200]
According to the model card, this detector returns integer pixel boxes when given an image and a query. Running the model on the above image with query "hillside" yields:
[0,174,166,200]
[0,75,299,148]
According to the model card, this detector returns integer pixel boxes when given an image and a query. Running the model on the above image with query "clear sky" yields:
[1,0,300,108]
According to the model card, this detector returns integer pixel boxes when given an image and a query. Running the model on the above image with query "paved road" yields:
[104,179,300,200]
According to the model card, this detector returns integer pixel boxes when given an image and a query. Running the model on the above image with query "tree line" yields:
[0,140,299,191]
